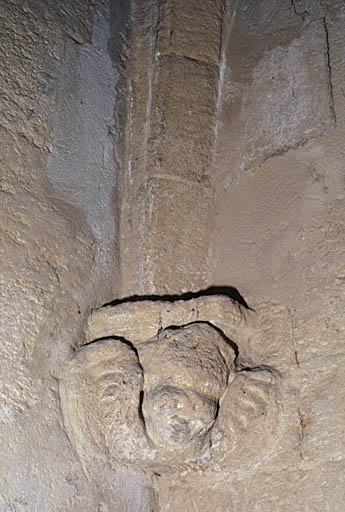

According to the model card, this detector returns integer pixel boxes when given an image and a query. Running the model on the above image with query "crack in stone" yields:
[323,15,337,125]
[288,307,305,460]
[290,0,308,20]
[237,365,279,376]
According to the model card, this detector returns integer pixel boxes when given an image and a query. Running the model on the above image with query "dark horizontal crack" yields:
[237,364,280,377]
[98,285,253,310]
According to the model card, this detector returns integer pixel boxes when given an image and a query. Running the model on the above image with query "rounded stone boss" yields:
[59,296,281,473]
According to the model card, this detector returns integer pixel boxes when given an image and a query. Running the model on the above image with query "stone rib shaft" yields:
[119,0,224,296]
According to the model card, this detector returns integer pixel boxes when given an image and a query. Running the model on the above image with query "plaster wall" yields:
[1,0,345,511]
[0,0,153,510]
[141,0,345,509]
[174,1,345,509]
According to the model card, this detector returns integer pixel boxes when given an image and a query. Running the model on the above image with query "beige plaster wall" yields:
[0,0,153,510]
[207,0,345,509]
[150,1,345,510]
[1,0,345,510]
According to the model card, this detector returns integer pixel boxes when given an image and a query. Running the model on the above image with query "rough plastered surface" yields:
[214,0,335,187]
[190,1,345,511]
[0,0,154,510]
[2,0,345,510]
[46,6,118,274]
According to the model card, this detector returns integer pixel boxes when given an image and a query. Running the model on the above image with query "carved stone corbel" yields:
[60,296,282,473]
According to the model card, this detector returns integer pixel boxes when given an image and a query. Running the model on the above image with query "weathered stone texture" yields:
[157,0,223,63]
[140,177,214,293]
[215,1,335,186]
[2,0,345,510]
[47,8,118,273]
[118,0,222,296]
[207,1,345,510]
[150,56,218,180]
[0,0,153,510]
[237,20,335,173]
[86,295,250,345]
[62,297,282,476]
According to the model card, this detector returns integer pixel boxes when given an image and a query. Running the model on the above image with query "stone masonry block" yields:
[141,176,214,293]
[157,0,223,64]
[149,55,218,180]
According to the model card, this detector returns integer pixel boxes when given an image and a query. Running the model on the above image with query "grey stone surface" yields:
[1,0,345,509]
[62,300,281,474]
[86,294,253,348]
[0,0,153,510]
[215,1,335,187]
[47,5,118,277]
[118,0,222,296]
